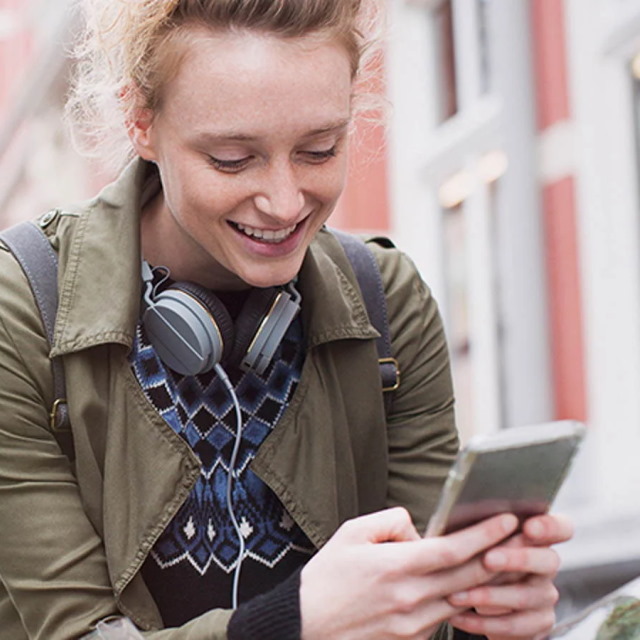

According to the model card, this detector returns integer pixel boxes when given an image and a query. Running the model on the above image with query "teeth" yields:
[235,222,297,243]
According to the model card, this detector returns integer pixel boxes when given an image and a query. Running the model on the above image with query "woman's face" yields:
[131,28,353,290]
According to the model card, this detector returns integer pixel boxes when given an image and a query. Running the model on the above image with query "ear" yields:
[127,106,158,162]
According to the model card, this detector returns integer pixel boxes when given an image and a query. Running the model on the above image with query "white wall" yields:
[557,0,640,570]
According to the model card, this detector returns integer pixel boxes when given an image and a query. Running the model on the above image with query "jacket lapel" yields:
[251,232,385,548]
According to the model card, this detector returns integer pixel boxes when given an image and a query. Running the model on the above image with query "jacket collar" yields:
[51,158,377,357]
[51,159,148,356]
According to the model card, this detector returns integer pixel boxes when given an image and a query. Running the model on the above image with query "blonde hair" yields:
[65,0,384,170]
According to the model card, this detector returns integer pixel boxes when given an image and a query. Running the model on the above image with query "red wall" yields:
[531,0,587,421]
[332,55,390,232]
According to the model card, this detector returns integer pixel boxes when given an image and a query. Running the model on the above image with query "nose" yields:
[254,160,305,223]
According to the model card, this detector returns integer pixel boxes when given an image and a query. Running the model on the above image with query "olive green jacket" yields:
[0,160,458,639]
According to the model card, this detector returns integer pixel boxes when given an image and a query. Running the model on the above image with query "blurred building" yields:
[1,0,640,621]
[0,0,108,225]
[384,0,640,618]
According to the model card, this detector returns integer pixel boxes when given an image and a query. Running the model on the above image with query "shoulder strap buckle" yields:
[50,397,70,432]
[379,357,400,392]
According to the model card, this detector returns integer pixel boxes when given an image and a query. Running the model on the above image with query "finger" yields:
[483,545,561,577]
[416,554,496,601]
[484,570,526,587]
[450,607,556,639]
[449,574,559,612]
[381,596,464,639]
[415,514,519,574]
[480,533,538,586]
[384,550,506,612]
[474,605,513,616]
[336,507,421,544]
[522,513,574,546]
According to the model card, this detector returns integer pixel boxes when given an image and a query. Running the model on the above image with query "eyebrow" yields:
[303,119,351,137]
[193,119,351,144]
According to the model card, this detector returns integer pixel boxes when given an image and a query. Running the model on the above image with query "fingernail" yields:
[486,550,507,568]
[501,514,517,533]
[527,519,544,537]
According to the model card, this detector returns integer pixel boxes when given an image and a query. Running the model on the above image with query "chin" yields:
[242,268,299,290]
[249,276,296,289]
[239,259,303,289]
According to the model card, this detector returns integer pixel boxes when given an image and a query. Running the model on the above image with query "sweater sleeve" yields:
[227,569,302,640]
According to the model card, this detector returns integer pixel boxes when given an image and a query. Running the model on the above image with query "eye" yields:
[208,155,253,173]
[300,145,338,164]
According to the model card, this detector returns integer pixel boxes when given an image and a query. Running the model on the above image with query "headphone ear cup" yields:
[143,281,235,376]
[229,288,280,371]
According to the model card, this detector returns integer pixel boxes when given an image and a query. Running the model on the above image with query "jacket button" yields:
[39,209,59,228]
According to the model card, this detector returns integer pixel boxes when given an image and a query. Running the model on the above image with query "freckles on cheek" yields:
[320,161,349,201]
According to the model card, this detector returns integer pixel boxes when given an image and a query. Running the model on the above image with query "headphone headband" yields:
[141,260,301,376]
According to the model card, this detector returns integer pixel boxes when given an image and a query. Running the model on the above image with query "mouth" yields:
[229,221,300,244]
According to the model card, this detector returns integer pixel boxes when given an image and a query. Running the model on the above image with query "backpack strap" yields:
[0,220,73,460]
[331,228,400,416]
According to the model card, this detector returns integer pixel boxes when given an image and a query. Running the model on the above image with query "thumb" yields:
[336,507,420,544]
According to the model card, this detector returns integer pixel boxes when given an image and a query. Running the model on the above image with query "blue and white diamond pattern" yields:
[130,318,313,575]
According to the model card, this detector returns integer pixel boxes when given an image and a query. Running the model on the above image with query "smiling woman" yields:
[0,1,572,639]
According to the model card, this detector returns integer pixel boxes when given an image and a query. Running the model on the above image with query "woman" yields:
[0,1,570,638]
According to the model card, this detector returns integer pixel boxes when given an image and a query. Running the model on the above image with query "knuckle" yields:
[387,614,424,638]
[534,549,561,577]
[547,583,560,606]
[385,552,414,579]
[469,559,492,586]
[392,506,412,524]
[337,517,358,536]
[434,541,462,567]
[490,618,514,636]
[386,507,414,536]
[512,588,529,610]
[516,548,531,567]
[527,609,556,636]
[469,585,491,607]
[542,608,557,630]
[548,549,562,574]
[390,586,421,614]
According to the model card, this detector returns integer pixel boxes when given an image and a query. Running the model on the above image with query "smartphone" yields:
[424,420,586,537]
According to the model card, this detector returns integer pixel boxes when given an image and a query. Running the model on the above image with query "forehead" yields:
[156,28,354,138]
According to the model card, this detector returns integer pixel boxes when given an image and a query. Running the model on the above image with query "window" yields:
[438,152,507,439]
[432,0,458,122]
[429,0,494,122]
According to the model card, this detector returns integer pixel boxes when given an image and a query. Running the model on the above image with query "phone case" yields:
[425,420,586,537]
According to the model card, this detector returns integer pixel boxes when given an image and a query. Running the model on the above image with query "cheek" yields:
[316,159,349,203]
[177,170,248,216]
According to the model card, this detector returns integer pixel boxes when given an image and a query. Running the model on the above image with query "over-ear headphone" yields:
[140,261,301,376]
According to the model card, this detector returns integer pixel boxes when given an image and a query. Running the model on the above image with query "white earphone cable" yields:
[214,363,245,610]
